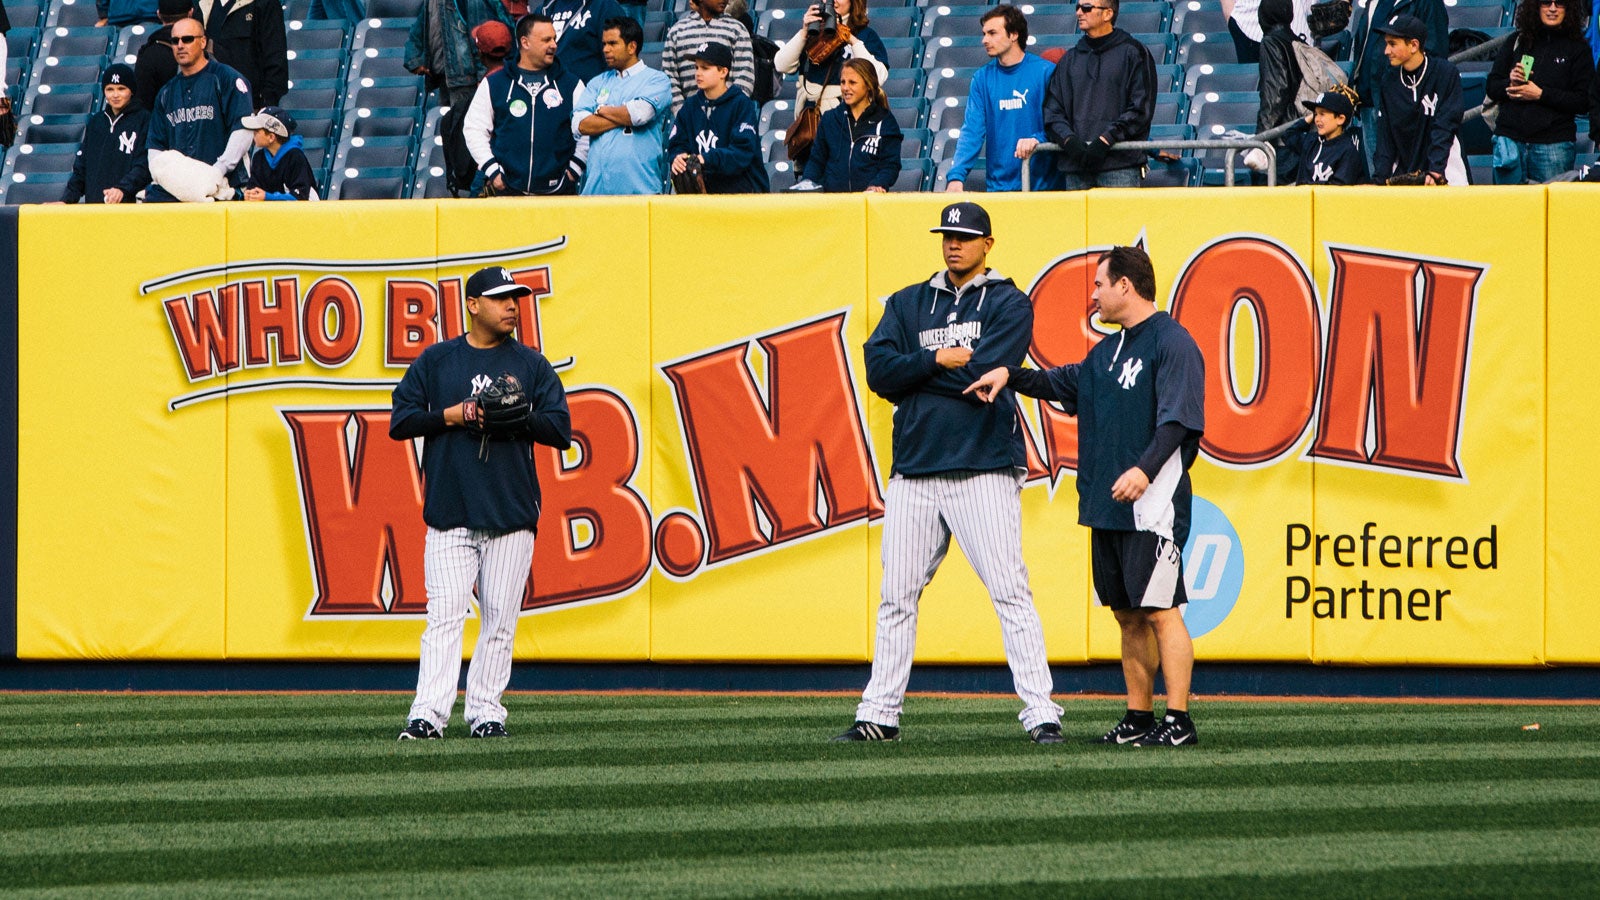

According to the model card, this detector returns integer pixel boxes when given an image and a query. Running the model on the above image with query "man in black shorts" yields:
[966,245,1205,746]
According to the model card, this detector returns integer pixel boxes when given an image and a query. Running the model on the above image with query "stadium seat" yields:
[1022,14,1078,40]
[48,0,102,28]
[282,87,341,116]
[285,19,351,54]
[354,19,414,51]
[1176,31,1237,67]
[927,94,965,133]
[113,22,160,59]
[865,6,921,39]
[759,98,796,135]
[892,157,932,190]
[6,26,40,64]
[288,52,346,83]
[880,68,922,99]
[1153,63,1183,92]
[1185,62,1258,96]
[1170,0,1229,35]
[1153,91,1190,126]
[354,46,414,81]
[1132,31,1175,64]
[761,131,788,164]
[639,41,664,70]
[1458,71,1491,156]
[348,109,421,137]
[24,86,96,115]
[886,96,925,130]
[2,173,72,203]
[43,25,114,61]
[349,80,421,110]
[20,112,88,144]
[1147,121,1197,151]
[919,6,974,39]
[5,57,26,95]
[934,155,982,190]
[332,165,410,198]
[1115,2,1170,34]
[1466,153,1492,185]
[363,0,424,19]
[923,65,978,102]
[766,158,796,190]
[30,60,101,88]
[923,35,989,69]
[4,142,78,177]
[877,35,922,69]
[1189,90,1259,131]
[4,0,47,30]
[1444,0,1508,31]
[336,133,415,172]
[1142,156,1200,186]
[929,125,962,162]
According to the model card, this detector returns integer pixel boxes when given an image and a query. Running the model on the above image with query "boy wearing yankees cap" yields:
[967,245,1205,747]
[390,266,572,741]
[240,106,318,200]
[58,64,151,204]
[834,201,1065,745]
[666,41,767,193]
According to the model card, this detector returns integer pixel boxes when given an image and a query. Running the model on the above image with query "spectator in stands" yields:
[145,17,255,202]
[538,0,630,84]
[240,106,318,200]
[56,64,151,204]
[1256,0,1306,182]
[194,0,288,109]
[134,0,192,112]
[773,0,888,114]
[1370,14,1467,184]
[1042,0,1157,189]
[1351,0,1448,145]
[663,0,756,114]
[0,4,10,109]
[945,5,1062,192]
[574,16,673,194]
[1281,86,1368,183]
[1487,0,1594,183]
[408,0,517,110]
[97,0,160,27]
[667,41,768,192]
[794,57,900,191]
[1228,0,1312,65]
[464,14,589,195]
[473,20,514,74]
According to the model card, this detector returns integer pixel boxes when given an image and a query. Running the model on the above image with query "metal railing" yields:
[1019,139,1278,189]
[1014,31,1512,190]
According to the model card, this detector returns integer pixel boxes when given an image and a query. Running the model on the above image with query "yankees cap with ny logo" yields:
[931,202,992,237]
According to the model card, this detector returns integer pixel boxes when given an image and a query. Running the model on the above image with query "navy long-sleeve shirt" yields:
[390,335,572,533]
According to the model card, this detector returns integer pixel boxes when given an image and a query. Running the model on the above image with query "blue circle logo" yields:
[1180,496,1243,639]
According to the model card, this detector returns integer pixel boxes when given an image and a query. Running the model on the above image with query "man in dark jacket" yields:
[407,0,515,110]
[59,64,151,204]
[1371,14,1466,184]
[666,41,767,193]
[538,0,629,85]
[145,17,256,202]
[1041,0,1156,189]
[463,14,590,195]
[133,0,191,112]
[194,0,287,109]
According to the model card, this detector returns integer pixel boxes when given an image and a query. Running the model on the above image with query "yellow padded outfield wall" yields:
[8,188,1595,665]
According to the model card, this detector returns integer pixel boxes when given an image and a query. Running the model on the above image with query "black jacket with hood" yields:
[1041,26,1156,175]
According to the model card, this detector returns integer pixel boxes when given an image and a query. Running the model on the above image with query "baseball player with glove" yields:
[834,201,1064,744]
[390,265,572,740]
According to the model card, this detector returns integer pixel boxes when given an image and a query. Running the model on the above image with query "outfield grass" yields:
[1,692,1596,897]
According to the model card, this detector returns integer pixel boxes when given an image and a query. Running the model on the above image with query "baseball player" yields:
[834,201,1065,745]
[967,245,1205,747]
[390,265,572,740]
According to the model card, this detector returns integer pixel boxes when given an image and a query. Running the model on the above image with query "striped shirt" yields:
[661,12,756,114]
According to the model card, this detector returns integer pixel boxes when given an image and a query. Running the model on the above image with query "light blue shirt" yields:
[573,61,674,195]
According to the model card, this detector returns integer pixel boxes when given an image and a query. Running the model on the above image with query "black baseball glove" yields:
[476,373,533,436]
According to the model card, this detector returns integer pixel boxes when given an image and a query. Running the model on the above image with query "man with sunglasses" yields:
[145,17,256,202]
[1041,0,1156,189]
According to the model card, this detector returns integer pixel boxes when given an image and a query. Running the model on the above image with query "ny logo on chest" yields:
[1117,358,1143,390]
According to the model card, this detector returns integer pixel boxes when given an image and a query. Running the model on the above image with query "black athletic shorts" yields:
[1090,528,1187,611]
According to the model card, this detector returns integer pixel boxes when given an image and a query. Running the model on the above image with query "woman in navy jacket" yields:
[798,58,901,191]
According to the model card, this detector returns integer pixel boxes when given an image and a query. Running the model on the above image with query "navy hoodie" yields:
[1372,53,1463,180]
[801,102,902,192]
[864,269,1032,477]
[244,134,318,200]
[538,0,629,85]
[666,84,768,193]
[63,102,152,203]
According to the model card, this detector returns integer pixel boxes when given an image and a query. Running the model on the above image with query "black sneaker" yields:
[398,719,441,741]
[1131,716,1199,747]
[1092,717,1153,745]
[830,721,899,742]
[470,721,508,738]
[1029,722,1065,744]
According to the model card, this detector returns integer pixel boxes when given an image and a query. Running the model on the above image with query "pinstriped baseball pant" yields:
[408,526,536,731]
[857,469,1063,731]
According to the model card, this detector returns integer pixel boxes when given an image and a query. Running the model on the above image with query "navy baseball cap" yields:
[1374,14,1427,42]
[931,202,992,237]
[101,63,135,89]
[1302,90,1355,119]
[465,266,533,299]
[241,106,297,138]
[689,41,734,69]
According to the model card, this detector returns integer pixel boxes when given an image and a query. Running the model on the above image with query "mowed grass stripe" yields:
[7,827,1596,898]
[0,778,1590,859]
[0,754,1588,832]
[1,737,1591,805]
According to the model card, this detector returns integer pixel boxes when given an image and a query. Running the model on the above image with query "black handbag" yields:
[1307,0,1352,39]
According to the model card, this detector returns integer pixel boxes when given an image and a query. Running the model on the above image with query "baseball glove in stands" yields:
[672,155,706,194]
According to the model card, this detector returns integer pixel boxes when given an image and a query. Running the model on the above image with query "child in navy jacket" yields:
[667,41,768,193]
[240,106,319,201]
